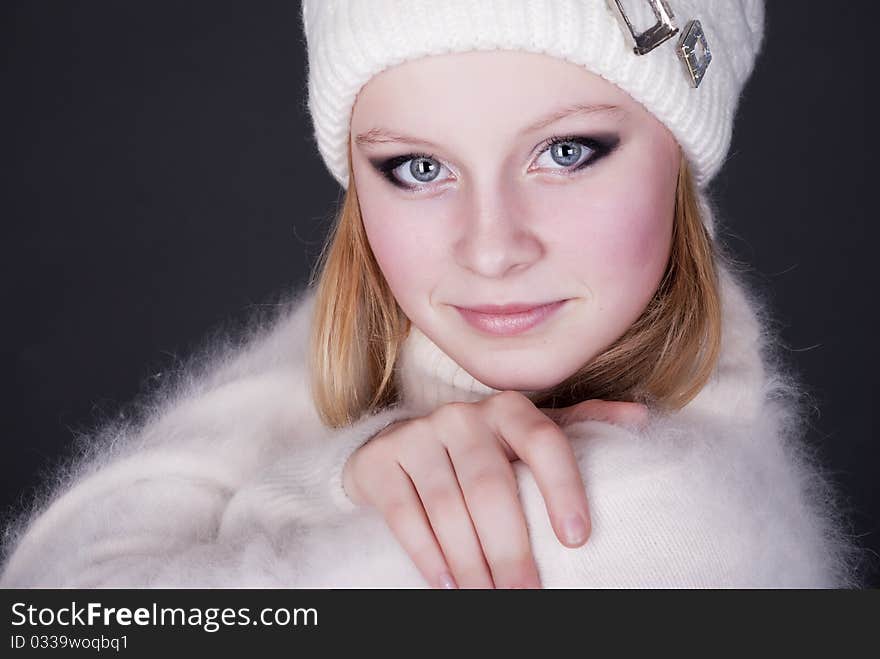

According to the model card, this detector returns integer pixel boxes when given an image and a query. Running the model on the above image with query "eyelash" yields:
[374,134,619,192]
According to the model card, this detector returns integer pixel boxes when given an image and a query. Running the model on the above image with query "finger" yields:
[445,437,542,589]
[569,400,649,429]
[538,406,571,426]
[490,392,592,548]
[542,399,649,429]
[366,462,459,589]
[398,439,495,589]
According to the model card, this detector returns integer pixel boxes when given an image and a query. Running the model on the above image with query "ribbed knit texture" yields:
[395,324,500,416]
[301,0,765,194]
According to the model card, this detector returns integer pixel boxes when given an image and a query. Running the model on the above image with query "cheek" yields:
[357,185,447,307]
[594,187,673,274]
[542,155,676,299]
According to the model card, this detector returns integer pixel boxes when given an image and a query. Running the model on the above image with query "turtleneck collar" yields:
[394,324,500,417]
[391,263,768,424]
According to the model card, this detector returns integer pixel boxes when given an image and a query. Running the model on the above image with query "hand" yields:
[342,391,648,589]
[539,398,650,431]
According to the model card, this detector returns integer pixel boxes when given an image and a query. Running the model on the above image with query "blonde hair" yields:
[309,144,722,427]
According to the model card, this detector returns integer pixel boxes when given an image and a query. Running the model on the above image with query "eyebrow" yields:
[354,103,625,150]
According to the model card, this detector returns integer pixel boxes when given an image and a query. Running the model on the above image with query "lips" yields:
[459,301,560,314]
[453,299,569,336]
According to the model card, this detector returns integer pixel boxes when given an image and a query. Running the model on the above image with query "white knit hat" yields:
[301,0,765,193]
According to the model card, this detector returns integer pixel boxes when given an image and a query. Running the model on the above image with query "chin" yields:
[465,362,570,393]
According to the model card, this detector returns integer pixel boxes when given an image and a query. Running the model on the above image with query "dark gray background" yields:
[3,1,877,586]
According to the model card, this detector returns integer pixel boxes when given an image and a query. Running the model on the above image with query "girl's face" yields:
[350,50,681,391]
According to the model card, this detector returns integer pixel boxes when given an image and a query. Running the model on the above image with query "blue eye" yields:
[536,137,595,170]
[531,135,620,175]
[373,134,619,192]
[379,154,451,189]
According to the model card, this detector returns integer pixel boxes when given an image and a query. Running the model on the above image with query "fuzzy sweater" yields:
[0,262,866,588]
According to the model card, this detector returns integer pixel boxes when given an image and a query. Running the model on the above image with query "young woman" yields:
[0,0,867,588]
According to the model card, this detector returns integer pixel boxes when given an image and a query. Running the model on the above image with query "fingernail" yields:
[561,513,589,545]
[438,572,458,589]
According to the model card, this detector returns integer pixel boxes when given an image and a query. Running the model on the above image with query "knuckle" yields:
[491,390,527,409]
[371,419,404,443]
[429,403,479,444]
[393,419,436,454]
[396,416,427,439]
[433,401,471,424]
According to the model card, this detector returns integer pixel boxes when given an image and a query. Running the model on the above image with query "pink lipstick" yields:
[454,300,568,337]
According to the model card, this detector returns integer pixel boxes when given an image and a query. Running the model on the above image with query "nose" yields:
[453,186,544,279]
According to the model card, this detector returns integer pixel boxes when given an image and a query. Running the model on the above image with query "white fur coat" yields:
[0,262,866,588]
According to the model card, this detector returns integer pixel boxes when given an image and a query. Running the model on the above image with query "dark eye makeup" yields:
[368,133,621,192]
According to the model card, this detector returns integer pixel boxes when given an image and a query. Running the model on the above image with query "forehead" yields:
[350,50,638,132]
